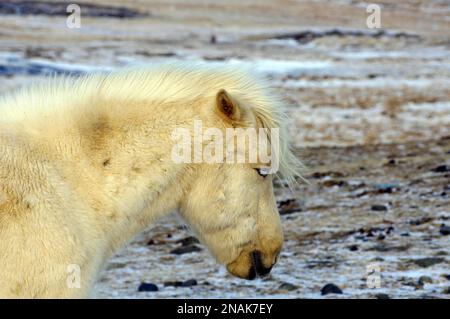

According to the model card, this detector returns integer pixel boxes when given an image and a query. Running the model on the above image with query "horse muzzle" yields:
[226,249,277,280]
[248,250,273,279]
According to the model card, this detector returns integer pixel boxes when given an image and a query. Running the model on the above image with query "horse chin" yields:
[226,249,273,280]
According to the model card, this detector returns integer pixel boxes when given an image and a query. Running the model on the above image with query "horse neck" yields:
[59,96,194,253]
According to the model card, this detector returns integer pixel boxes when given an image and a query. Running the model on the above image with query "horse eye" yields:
[255,168,270,178]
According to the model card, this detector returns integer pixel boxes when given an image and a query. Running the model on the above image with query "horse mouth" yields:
[248,250,273,280]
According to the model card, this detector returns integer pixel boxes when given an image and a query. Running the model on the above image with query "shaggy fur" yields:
[0,63,303,298]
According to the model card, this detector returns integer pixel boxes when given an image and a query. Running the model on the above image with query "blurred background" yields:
[0,0,449,298]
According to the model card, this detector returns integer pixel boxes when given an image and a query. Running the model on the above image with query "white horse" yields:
[0,63,303,298]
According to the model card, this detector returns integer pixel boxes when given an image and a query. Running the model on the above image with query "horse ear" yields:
[216,89,241,121]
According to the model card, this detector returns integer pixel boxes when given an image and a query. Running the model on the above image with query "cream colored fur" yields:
[0,63,302,298]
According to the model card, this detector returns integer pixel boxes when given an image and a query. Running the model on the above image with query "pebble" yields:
[170,244,202,255]
[348,244,359,251]
[181,279,198,287]
[164,281,182,287]
[418,276,433,286]
[386,226,394,234]
[413,257,445,268]
[277,198,304,215]
[321,283,343,295]
[373,183,399,192]
[164,279,198,287]
[401,232,410,237]
[322,180,348,188]
[410,216,433,226]
[375,293,390,299]
[439,224,450,236]
[371,204,387,211]
[386,159,396,165]
[311,171,344,179]
[279,282,298,291]
[138,282,158,292]
[176,236,200,246]
[432,165,449,173]
[404,280,423,290]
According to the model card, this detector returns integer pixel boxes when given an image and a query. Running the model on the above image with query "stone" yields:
[164,279,198,287]
[176,236,200,246]
[413,257,444,268]
[279,282,298,291]
[439,224,450,236]
[418,276,433,285]
[432,165,449,173]
[170,244,202,255]
[321,283,343,295]
[138,282,158,292]
[181,279,198,287]
[371,204,387,211]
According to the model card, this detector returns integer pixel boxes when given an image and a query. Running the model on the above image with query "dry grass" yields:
[291,85,450,110]
[383,96,403,119]
[362,120,381,145]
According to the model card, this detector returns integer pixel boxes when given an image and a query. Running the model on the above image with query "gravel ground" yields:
[95,138,450,299]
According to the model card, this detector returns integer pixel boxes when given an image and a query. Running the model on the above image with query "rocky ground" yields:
[96,137,450,299]
[0,0,449,298]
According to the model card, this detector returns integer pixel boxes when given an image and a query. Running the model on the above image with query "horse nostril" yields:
[247,266,256,280]
[250,250,272,278]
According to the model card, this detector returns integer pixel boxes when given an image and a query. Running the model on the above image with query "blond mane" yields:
[0,62,303,186]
